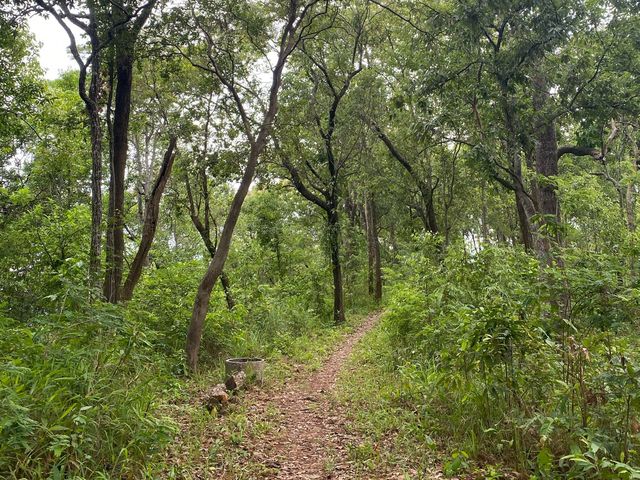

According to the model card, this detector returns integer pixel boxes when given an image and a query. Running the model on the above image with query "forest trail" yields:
[238,311,401,479]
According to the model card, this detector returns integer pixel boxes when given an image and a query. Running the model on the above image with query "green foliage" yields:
[360,245,640,477]
[0,20,45,164]
[0,295,176,479]
[1,0,639,477]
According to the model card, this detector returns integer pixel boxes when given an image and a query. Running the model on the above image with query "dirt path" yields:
[241,311,397,479]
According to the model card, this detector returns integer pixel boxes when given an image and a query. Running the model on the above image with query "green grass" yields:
[334,319,442,479]
[334,314,518,479]
[160,312,370,479]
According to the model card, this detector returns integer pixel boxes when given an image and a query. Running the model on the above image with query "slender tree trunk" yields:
[195,229,236,311]
[626,139,638,233]
[133,134,146,225]
[327,208,346,323]
[34,3,104,289]
[103,48,133,303]
[86,31,103,290]
[499,76,536,253]
[626,185,636,233]
[185,1,328,371]
[219,272,236,310]
[185,175,237,311]
[364,194,382,302]
[515,189,534,251]
[186,140,264,371]
[481,181,490,243]
[366,203,374,296]
[88,101,103,287]
[121,136,178,301]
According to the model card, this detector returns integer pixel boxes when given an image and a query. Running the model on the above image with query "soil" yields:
[239,311,404,479]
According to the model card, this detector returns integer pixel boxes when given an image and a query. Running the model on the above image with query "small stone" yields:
[205,383,229,412]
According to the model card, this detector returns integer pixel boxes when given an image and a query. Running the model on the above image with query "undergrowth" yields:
[162,312,369,480]
[0,250,373,479]
[338,243,640,479]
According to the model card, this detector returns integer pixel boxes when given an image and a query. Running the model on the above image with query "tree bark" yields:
[121,136,178,301]
[87,42,103,289]
[626,137,638,232]
[532,72,561,260]
[480,181,490,243]
[364,194,382,302]
[101,0,157,302]
[515,189,534,251]
[103,48,133,303]
[35,2,103,288]
[186,140,265,371]
[496,76,540,253]
[219,272,236,310]
[328,208,346,323]
[185,173,236,311]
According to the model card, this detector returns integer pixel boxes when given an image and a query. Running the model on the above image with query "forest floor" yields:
[235,311,405,479]
[165,312,446,479]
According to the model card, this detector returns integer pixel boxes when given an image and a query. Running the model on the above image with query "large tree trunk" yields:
[364,194,382,302]
[327,208,346,323]
[103,49,133,303]
[121,136,178,301]
[532,72,561,262]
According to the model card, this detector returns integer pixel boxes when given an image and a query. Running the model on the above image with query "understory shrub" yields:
[0,292,176,479]
[380,245,640,478]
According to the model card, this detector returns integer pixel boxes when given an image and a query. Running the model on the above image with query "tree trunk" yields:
[186,141,264,371]
[103,49,133,303]
[33,3,104,289]
[626,138,638,233]
[193,224,236,311]
[88,101,103,289]
[423,175,439,235]
[219,272,236,310]
[364,194,382,302]
[185,174,237,311]
[328,208,346,323]
[481,181,490,243]
[87,42,103,289]
[365,203,374,297]
[532,72,561,262]
[515,189,534,251]
[121,136,178,301]
[185,1,325,371]
[498,77,539,253]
